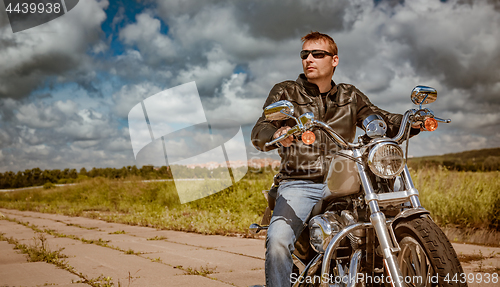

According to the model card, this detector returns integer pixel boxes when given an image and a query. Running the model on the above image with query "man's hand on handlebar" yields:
[274,126,294,147]
[411,122,425,131]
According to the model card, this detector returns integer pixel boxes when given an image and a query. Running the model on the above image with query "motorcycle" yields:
[250,86,466,287]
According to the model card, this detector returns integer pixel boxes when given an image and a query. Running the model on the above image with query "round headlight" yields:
[309,213,341,253]
[368,142,405,179]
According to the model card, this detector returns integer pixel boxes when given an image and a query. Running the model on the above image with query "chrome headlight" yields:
[309,212,342,253]
[368,142,405,179]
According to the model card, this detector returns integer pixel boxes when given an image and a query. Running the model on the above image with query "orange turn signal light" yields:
[302,131,316,145]
[424,118,438,132]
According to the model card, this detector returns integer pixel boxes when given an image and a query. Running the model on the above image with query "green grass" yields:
[0,168,498,236]
[0,170,273,236]
[414,168,500,230]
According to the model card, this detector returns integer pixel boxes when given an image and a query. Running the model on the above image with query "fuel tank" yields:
[326,150,361,197]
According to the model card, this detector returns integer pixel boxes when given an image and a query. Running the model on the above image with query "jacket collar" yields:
[297,74,337,96]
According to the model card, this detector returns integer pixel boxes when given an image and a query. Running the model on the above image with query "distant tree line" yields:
[408,156,500,172]
[2,154,499,190]
[0,165,173,189]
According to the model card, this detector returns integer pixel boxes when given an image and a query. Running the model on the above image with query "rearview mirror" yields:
[411,86,437,107]
[264,100,294,120]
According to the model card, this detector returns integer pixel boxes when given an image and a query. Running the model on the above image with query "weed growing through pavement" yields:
[123,270,141,286]
[458,250,500,273]
[9,216,146,258]
[458,251,489,263]
[478,250,485,272]
[0,231,116,287]
[147,256,163,263]
[475,250,500,273]
[110,230,126,234]
[174,265,217,276]
[0,232,66,264]
[75,274,114,287]
[125,248,139,255]
[63,222,99,230]
[147,235,167,240]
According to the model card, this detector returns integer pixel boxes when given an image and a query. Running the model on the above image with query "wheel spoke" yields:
[398,236,435,287]
[402,257,412,277]
[409,244,420,277]
[418,246,427,280]
[424,268,432,287]
[402,249,418,279]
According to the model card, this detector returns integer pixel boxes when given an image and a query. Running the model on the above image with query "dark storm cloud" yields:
[155,0,355,56]
[232,0,352,40]
[0,52,80,99]
[378,0,500,113]
[0,0,108,100]
[384,17,500,90]
[156,0,353,40]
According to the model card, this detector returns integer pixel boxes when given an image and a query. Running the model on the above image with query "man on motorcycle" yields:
[251,31,421,287]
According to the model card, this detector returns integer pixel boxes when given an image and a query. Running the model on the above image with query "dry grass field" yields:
[0,167,498,245]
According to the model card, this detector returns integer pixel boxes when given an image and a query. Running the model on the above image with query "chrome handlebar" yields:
[264,120,359,149]
[264,108,451,148]
[434,117,451,123]
[311,120,360,149]
[392,108,451,144]
[390,109,417,144]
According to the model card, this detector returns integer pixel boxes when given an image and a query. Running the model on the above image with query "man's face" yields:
[302,40,339,83]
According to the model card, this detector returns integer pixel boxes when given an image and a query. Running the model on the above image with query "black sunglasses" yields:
[300,50,334,60]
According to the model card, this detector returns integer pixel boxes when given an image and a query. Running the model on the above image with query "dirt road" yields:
[1,208,498,287]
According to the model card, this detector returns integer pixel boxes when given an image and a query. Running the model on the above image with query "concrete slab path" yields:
[0,208,498,287]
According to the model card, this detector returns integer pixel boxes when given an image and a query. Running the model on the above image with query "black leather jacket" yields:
[251,74,410,183]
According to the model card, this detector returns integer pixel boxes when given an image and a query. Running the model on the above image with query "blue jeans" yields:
[265,180,330,287]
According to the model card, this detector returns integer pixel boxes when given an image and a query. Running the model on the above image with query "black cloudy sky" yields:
[0,0,499,172]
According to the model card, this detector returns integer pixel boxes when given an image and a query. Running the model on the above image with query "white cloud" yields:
[173,46,236,93]
[119,13,176,63]
[112,82,163,118]
[15,102,65,129]
[205,73,264,125]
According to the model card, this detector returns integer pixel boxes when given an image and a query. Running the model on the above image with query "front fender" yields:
[391,207,431,228]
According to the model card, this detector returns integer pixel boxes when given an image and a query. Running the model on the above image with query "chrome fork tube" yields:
[352,149,405,287]
[401,165,422,208]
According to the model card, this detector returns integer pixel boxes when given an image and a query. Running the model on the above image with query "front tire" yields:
[394,216,466,287]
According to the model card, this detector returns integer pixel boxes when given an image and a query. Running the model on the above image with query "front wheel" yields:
[394,216,467,287]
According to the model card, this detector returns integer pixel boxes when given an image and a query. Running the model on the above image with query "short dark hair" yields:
[301,31,338,55]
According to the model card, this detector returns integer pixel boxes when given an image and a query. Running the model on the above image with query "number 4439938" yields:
[444,273,498,284]
[5,2,62,14]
